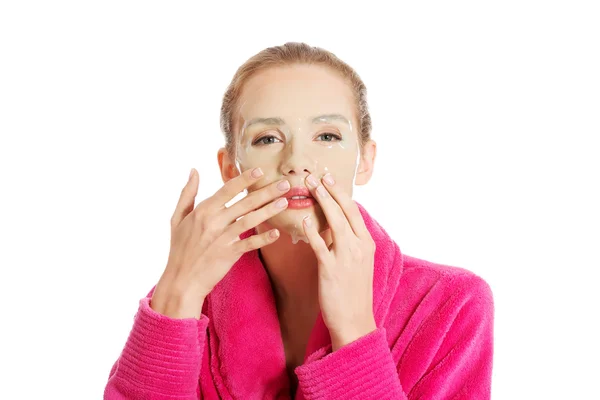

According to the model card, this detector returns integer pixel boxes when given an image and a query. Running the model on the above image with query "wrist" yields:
[331,319,377,351]
[150,283,206,320]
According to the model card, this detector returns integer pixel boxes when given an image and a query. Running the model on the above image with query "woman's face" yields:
[230,64,366,243]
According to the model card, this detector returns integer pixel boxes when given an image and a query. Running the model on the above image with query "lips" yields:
[285,186,316,210]
[285,186,313,200]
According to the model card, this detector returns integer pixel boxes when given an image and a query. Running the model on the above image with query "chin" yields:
[267,209,329,236]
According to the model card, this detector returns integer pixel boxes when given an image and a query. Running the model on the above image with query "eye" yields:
[253,135,283,146]
[317,133,342,142]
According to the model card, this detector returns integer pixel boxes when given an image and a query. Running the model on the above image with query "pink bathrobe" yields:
[104,201,494,399]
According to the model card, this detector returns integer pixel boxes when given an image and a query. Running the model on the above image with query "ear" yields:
[354,140,376,186]
[217,147,240,184]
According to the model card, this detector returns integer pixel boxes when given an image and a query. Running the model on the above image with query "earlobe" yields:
[355,166,373,186]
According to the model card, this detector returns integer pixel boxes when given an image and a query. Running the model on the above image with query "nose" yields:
[280,145,316,179]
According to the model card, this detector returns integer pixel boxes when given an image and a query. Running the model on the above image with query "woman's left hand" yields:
[303,172,378,351]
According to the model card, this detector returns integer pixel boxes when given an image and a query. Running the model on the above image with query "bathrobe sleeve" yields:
[295,275,494,399]
[103,287,208,400]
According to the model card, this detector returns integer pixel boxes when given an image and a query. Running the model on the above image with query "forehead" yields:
[236,64,357,121]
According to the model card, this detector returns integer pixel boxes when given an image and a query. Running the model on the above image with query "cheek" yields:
[321,151,359,177]
[336,175,356,197]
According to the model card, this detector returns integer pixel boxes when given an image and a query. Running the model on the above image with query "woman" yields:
[104,42,494,400]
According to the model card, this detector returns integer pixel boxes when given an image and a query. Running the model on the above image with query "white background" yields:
[1,1,598,398]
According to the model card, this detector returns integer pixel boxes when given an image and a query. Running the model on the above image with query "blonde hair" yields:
[219,42,372,160]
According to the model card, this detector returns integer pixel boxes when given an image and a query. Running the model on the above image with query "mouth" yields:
[285,186,313,200]
[285,186,315,209]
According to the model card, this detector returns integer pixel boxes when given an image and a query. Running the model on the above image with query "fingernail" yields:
[317,186,327,197]
[189,168,194,179]
[269,229,279,239]
[323,173,335,186]
[277,180,290,191]
[275,197,288,208]
[307,174,318,188]
[303,216,313,228]
[252,167,264,178]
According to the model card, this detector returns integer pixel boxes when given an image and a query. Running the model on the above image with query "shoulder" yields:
[381,253,494,337]
[400,253,493,303]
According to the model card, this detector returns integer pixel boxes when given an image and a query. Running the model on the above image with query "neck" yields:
[256,222,332,311]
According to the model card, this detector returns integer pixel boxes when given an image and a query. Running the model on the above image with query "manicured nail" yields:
[323,173,335,186]
[307,174,318,187]
[303,216,313,228]
[189,168,194,180]
[317,186,327,197]
[277,180,290,191]
[269,229,279,239]
[275,197,288,208]
[252,167,263,178]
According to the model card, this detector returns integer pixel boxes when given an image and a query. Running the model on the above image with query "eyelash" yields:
[253,133,342,146]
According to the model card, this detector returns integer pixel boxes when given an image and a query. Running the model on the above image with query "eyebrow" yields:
[244,117,286,129]
[244,114,351,129]
[312,114,351,125]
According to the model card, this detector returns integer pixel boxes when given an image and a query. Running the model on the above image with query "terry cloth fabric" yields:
[104,200,494,399]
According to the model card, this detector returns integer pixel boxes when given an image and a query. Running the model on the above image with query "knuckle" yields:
[201,224,214,238]
[202,219,219,235]
[251,189,271,209]
[194,207,206,220]
[245,237,257,252]
[251,232,268,252]
[256,233,268,246]
[196,215,208,230]
[242,193,260,211]
[231,240,244,256]
[238,214,254,231]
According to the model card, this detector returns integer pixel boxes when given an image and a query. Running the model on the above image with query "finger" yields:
[221,195,289,243]
[222,178,290,225]
[321,173,370,240]
[305,173,350,242]
[171,168,199,228]
[209,167,265,208]
[230,227,281,255]
[302,215,331,264]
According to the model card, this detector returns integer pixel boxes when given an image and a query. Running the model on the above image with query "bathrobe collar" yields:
[206,200,404,399]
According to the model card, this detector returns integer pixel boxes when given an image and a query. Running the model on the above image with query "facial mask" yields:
[232,78,362,244]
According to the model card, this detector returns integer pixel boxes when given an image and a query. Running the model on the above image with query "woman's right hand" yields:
[150,167,290,320]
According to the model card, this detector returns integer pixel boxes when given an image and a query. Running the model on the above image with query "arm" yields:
[295,276,494,399]
[103,286,209,400]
